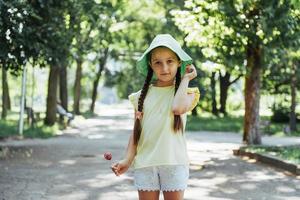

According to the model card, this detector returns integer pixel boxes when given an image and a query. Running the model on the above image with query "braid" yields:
[173,67,183,133]
[133,66,153,145]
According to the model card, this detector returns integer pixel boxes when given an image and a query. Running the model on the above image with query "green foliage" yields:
[187,112,300,136]
[186,113,243,133]
[271,103,291,123]
[0,119,18,138]
[104,63,145,99]
[241,145,300,164]
[0,118,58,139]
[0,0,36,73]
[172,0,299,70]
[1,0,299,128]
[0,0,74,74]
[23,122,58,138]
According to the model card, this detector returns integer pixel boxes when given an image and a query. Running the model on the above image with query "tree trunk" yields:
[219,71,243,115]
[90,48,109,113]
[59,63,68,111]
[45,65,59,126]
[2,64,10,119]
[243,44,262,145]
[219,71,230,115]
[289,63,297,131]
[73,59,82,115]
[5,73,11,110]
[59,62,68,123]
[211,71,218,116]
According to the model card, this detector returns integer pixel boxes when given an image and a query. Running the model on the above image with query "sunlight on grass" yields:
[186,110,300,136]
[186,111,243,133]
[0,111,59,139]
[241,145,300,164]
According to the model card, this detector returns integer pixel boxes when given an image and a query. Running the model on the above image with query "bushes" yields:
[270,104,290,123]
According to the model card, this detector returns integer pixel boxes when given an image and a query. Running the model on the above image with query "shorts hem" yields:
[161,187,187,192]
[136,188,160,192]
[136,188,187,192]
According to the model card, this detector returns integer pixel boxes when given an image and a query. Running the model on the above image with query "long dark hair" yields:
[133,57,183,145]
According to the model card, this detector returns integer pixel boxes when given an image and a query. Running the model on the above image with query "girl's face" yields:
[149,47,181,85]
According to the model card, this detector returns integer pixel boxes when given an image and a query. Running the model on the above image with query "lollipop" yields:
[104,152,117,175]
[104,152,112,160]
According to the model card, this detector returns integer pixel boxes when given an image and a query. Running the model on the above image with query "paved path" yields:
[0,103,300,200]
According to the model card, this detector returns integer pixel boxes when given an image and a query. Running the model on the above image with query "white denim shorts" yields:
[133,165,189,192]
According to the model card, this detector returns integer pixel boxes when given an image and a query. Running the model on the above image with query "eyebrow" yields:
[151,57,176,62]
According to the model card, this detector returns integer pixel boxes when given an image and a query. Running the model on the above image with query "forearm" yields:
[124,133,137,164]
[172,76,190,113]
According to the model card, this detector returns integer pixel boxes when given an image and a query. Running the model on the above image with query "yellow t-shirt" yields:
[128,84,200,169]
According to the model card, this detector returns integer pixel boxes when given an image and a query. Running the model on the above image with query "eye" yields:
[154,61,161,65]
[167,59,174,64]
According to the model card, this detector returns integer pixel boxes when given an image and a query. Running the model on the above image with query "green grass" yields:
[186,112,300,136]
[0,119,18,138]
[0,111,59,139]
[263,123,300,137]
[240,145,300,165]
[80,110,97,118]
[186,113,243,133]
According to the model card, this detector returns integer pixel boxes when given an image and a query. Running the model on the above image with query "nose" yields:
[161,62,169,72]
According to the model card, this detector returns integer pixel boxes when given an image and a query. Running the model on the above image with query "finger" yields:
[111,165,122,176]
[111,163,119,169]
[111,167,119,176]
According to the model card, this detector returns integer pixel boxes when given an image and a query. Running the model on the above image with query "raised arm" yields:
[172,64,197,115]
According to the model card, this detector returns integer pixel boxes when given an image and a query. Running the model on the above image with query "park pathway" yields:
[0,102,300,200]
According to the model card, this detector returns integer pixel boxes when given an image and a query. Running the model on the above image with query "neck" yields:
[153,79,175,87]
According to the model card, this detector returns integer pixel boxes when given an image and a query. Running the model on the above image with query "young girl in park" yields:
[111,34,200,200]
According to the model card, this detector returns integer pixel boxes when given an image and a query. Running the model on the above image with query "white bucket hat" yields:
[136,34,193,79]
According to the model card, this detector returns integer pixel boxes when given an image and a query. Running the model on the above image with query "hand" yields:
[183,64,197,81]
[111,159,131,176]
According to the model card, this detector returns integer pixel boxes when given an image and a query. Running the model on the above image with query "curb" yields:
[233,149,300,175]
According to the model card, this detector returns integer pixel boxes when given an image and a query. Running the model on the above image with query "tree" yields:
[172,0,299,144]
[0,0,44,123]
[0,1,24,119]
[261,6,300,132]
[25,0,73,125]
[89,1,124,113]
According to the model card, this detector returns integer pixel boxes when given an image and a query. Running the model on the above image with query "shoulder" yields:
[128,90,142,109]
[128,90,142,100]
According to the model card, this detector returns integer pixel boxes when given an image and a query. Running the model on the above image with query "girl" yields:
[111,34,200,200]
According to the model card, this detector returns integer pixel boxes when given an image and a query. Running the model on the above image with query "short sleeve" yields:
[128,90,141,111]
[187,87,200,111]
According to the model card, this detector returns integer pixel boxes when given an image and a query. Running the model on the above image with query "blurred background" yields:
[0,0,299,143]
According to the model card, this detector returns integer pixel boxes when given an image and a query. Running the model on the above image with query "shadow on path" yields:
[0,103,299,199]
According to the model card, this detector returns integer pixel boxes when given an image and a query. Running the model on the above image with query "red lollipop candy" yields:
[104,152,112,160]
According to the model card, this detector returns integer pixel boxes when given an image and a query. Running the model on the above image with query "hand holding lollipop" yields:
[103,152,130,176]
[183,64,197,80]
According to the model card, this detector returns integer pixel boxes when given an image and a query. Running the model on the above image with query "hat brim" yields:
[137,43,193,80]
